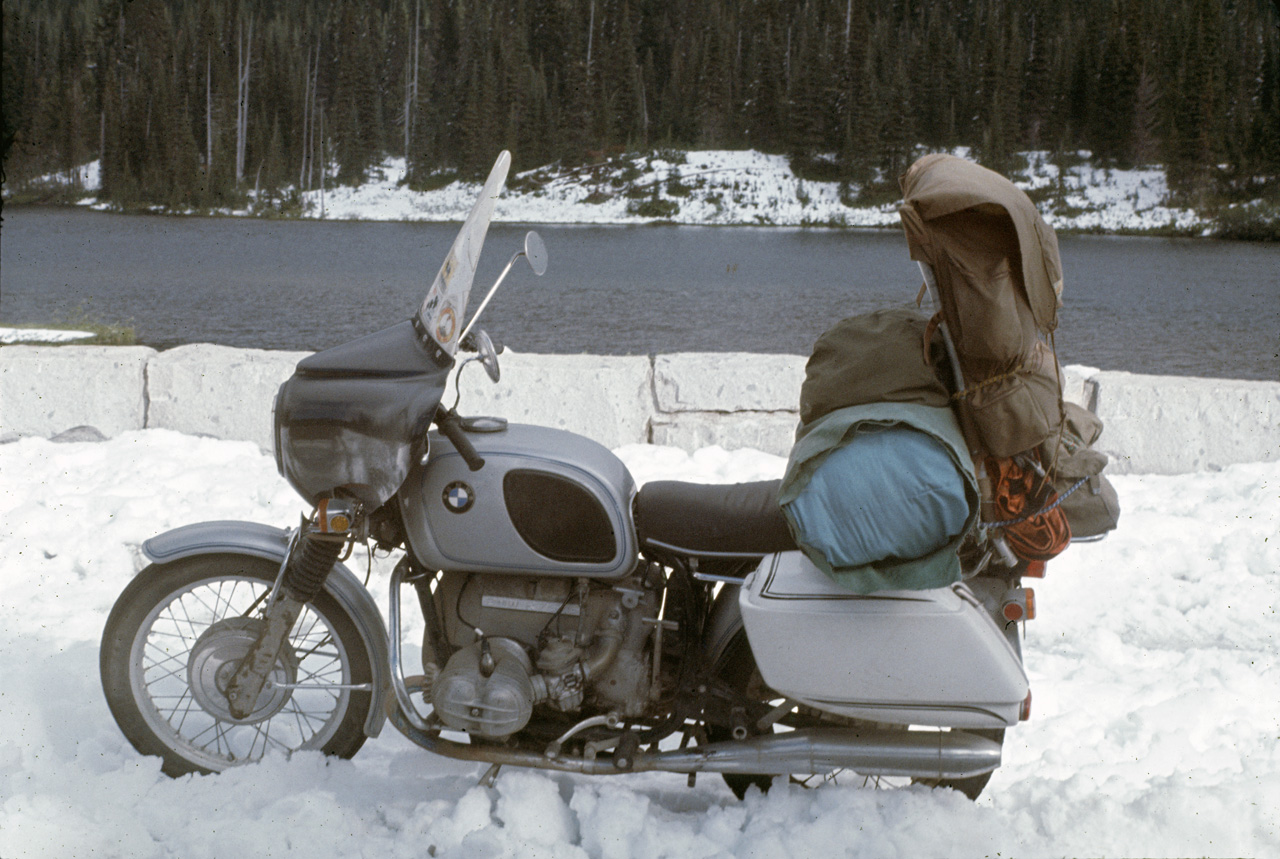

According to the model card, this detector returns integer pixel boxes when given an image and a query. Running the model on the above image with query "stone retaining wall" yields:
[2,344,1276,474]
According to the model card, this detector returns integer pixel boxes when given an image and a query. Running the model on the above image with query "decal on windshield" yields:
[435,307,457,343]
[441,251,457,287]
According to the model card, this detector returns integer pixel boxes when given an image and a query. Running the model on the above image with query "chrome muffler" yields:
[646,727,1000,779]
[387,703,1001,781]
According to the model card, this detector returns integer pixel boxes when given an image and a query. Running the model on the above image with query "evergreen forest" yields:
[3,0,1279,213]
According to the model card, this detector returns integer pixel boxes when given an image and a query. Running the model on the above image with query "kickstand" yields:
[478,763,502,787]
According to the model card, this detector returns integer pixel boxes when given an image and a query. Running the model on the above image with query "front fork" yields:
[223,500,357,719]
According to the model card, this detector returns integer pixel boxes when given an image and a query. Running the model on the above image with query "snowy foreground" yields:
[1,431,1276,858]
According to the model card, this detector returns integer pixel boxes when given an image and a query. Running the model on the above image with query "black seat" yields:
[633,479,797,557]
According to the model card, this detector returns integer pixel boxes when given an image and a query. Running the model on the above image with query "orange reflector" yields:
[1002,602,1024,622]
[1020,690,1032,721]
[1024,560,1046,578]
[1025,588,1037,620]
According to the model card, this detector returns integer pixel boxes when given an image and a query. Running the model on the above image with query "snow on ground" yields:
[26,160,101,197]
[0,328,95,344]
[1018,151,1202,233]
[60,149,1202,233]
[293,150,1204,233]
[1,430,1276,858]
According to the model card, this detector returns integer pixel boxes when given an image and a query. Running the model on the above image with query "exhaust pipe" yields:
[646,727,1000,779]
[388,704,1000,781]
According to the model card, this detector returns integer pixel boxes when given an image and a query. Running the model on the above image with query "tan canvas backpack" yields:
[899,153,1066,460]
[897,154,1118,554]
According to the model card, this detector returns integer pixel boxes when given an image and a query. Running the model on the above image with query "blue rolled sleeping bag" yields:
[779,402,979,594]
[784,424,969,568]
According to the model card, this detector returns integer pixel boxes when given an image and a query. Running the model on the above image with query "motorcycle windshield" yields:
[417,151,511,356]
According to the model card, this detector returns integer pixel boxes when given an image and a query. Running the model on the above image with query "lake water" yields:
[2,206,1277,380]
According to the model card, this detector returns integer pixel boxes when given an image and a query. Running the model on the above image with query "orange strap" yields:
[986,456,1071,561]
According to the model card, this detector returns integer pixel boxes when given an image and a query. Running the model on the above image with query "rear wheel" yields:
[100,553,373,776]
[711,628,1002,800]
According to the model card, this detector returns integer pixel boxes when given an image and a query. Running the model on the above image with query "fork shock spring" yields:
[282,532,344,602]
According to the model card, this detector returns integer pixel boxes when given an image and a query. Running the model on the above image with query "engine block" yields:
[427,570,660,737]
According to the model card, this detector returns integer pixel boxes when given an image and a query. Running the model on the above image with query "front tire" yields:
[101,553,373,776]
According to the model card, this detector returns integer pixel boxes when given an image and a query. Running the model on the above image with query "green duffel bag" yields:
[798,305,951,429]
[1041,401,1121,538]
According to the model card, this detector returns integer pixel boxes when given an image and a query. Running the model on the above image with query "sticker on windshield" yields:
[441,251,458,287]
[435,307,457,343]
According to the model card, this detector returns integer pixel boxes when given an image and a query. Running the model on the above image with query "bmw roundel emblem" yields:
[443,481,475,514]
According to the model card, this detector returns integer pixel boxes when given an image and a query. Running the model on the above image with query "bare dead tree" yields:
[307,34,320,190]
[403,0,421,162]
[300,44,311,189]
[206,47,213,177]
[235,15,253,185]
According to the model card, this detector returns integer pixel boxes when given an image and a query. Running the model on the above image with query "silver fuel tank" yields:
[399,423,638,578]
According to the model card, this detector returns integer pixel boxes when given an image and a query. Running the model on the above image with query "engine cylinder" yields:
[432,638,536,738]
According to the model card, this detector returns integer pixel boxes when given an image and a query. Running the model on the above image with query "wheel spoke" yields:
[173,595,208,645]
[249,722,269,759]
[294,656,342,686]
[286,699,330,739]
[173,688,199,733]
[142,645,189,680]
[238,585,270,619]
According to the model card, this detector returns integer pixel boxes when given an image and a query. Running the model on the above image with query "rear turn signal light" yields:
[1019,690,1032,721]
[1001,587,1036,622]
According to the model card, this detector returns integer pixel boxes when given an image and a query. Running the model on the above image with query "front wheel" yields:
[101,553,374,776]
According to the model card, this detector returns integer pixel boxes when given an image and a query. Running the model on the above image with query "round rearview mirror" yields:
[474,329,501,383]
[524,231,548,277]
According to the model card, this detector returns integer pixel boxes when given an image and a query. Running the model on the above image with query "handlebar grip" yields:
[436,408,485,471]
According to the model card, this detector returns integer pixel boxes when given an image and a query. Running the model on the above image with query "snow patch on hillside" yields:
[58,149,1202,233]
[295,150,1204,234]
[28,160,101,196]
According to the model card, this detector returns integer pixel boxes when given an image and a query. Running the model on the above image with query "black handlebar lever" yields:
[436,406,485,471]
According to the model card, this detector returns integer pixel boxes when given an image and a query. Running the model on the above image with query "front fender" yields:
[142,520,390,738]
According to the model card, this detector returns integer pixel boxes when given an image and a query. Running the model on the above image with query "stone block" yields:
[1090,371,1280,474]
[654,353,806,413]
[1061,364,1100,409]
[449,352,653,449]
[0,345,153,438]
[651,412,800,458]
[146,344,312,452]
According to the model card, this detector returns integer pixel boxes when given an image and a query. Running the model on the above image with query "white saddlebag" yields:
[740,552,1028,728]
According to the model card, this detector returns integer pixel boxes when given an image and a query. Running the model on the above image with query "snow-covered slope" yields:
[1,431,1275,858]
[63,149,1206,233]
[303,150,1203,234]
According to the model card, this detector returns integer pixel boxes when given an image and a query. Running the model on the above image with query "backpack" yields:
[898,153,1066,460]
[896,154,1119,554]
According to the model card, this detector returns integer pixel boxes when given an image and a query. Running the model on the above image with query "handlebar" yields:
[435,407,485,471]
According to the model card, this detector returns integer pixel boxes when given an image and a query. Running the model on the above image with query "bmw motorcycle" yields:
[100,152,1035,800]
